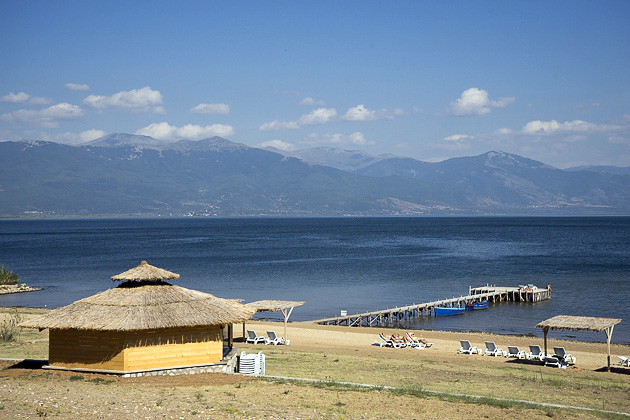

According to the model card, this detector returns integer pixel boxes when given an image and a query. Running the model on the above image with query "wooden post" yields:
[280,306,294,341]
[543,326,549,357]
[605,325,615,372]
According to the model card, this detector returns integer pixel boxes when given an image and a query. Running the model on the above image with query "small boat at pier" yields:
[466,300,488,310]
[434,306,465,316]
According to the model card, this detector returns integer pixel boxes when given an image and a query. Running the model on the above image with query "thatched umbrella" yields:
[246,300,305,341]
[536,315,622,371]
[112,260,180,282]
[21,261,256,331]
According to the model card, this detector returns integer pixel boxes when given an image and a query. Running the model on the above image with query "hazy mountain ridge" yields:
[1,135,628,217]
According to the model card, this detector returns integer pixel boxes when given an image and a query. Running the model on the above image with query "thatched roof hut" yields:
[536,315,622,370]
[20,261,256,374]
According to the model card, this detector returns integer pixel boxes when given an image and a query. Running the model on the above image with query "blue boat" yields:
[466,300,489,310]
[434,306,465,316]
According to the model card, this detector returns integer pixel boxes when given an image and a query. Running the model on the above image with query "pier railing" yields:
[310,284,551,327]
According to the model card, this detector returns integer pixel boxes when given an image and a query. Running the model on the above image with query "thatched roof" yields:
[246,300,305,312]
[536,315,622,332]
[111,261,179,282]
[20,282,256,331]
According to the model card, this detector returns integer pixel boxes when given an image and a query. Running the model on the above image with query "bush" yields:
[0,308,24,342]
[0,265,20,285]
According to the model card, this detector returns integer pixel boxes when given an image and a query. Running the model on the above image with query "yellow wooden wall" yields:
[123,326,223,371]
[48,325,223,372]
[49,328,126,370]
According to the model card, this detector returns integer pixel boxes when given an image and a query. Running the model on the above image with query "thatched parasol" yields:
[536,315,622,370]
[246,300,305,341]
[111,260,179,282]
[21,261,256,331]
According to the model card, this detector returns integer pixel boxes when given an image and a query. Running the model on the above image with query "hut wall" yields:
[123,326,223,371]
[48,329,126,371]
[48,326,223,372]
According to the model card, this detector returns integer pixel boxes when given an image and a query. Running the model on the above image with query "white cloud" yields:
[83,86,163,112]
[341,104,401,121]
[0,103,84,127]
[135,122,235,141]
[65,83,90,91]
[450,87,515,116]
[38,129,105,145]
[494,127,513,136]
[1,92,30,103]
[80,129,106,142]
[28,97,53,105]
[259,120,301,131]
[298,107,337,126]
[299,97,325,106]
[0,92,51,105]
[259,107,337,131]
[443,134,472,142]
[258,139,296,151]
[302,131,374,147]
[521,119,603,135]
[190,103,230,115]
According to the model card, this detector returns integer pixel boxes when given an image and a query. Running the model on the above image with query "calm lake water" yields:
[1,217,629,343]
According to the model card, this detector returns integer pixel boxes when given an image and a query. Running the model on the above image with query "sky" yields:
[1,1,629,169]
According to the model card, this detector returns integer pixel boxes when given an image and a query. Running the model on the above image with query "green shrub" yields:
[0,265,20,285]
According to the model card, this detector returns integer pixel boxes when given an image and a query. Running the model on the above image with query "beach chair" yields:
[266,331,287,345]
[553,347,576,365]
[505,346,526,359]
[617,356,630,367]
[459,339,479,355]
[246,330,267,345]
[483,341,505,357]
[527,345,545,361]
[544,356,561,368]
[405,332,433,349]
[378,333,405,348]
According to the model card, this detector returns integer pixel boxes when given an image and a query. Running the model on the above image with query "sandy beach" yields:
[1,308,629,419]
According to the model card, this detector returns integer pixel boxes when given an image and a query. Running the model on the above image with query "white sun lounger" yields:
[483,341,505,357]
[505,346,527,359]
[544,356,561,368]
[246,330,267,345]
[459,339,479,354]
[527,345,546,361]
[617,356,630,367]
[405,332,433,349]
[378,333,406,348]
[266,331,289,345]
[553,347,576,365]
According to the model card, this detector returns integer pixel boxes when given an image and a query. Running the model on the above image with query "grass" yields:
[261,348,630,414]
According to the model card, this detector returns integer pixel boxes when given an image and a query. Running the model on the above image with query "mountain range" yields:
[1,133,629,217]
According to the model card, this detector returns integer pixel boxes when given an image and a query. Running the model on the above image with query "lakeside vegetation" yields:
[0,265,19,285]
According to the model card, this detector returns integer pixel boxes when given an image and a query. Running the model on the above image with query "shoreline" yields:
[3,306,628,346]
[0,284,42,295]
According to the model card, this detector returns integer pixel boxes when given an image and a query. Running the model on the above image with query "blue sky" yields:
[1,1,629,168]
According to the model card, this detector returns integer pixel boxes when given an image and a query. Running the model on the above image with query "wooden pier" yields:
[311,284,551,327]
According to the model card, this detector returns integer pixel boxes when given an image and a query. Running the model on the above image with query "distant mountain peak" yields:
[264,146,393,171]
[86,133,171,148]
[481,150,557,170]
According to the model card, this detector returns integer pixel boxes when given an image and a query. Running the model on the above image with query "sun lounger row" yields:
[378,332,433,349]
[458,340,576,366]
[246,330,290,345]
